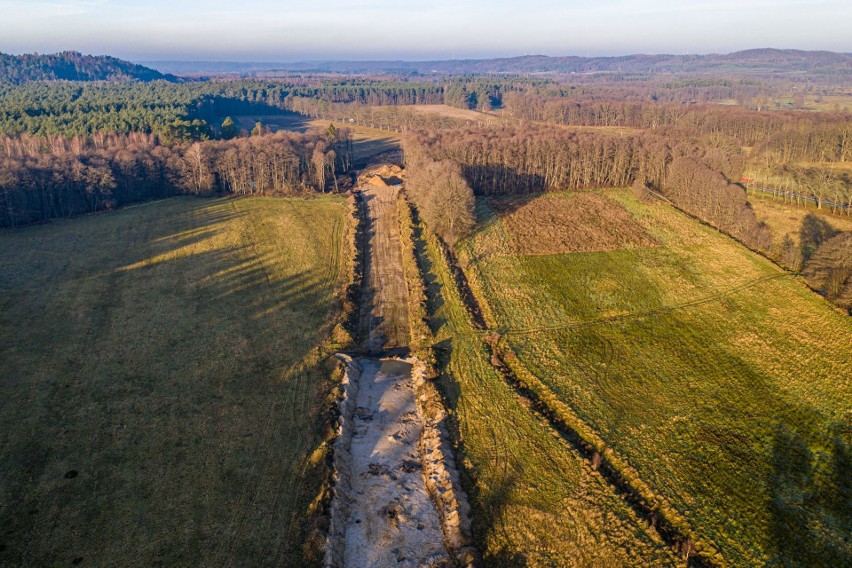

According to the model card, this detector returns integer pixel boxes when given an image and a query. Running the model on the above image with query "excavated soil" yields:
[327,182,473,567]
[359,185,411,353]
[343,358,448,567]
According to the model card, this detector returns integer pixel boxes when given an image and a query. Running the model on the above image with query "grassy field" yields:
[306,119,400,167]
[411,211,679,566]
[456,189,852,566]
[749,192,852,245]
[401,104,500,122]
[228,113,400,166]
[400,103,643,136]
[0,196,352,566]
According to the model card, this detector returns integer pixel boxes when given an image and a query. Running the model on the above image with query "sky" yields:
[0,0,850,61]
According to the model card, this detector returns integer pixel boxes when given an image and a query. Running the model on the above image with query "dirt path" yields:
[359,185,410,354]
[327,183,453,567]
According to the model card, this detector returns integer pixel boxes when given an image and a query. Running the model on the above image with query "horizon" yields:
[1,1,850,61]
[2,47,849,67]
[135,47,851,65]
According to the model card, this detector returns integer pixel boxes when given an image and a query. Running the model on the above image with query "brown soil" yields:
[359,185,411,353]
[358,164,406,190]
[489,192,659,255]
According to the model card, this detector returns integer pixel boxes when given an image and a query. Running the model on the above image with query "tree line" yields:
[503,92,851,159]
[0,51,173,84]
[402,124,774,254]
[402,125,669,194]
[403,120,852,311]
[0,79,448,139]
[0,128,352,227]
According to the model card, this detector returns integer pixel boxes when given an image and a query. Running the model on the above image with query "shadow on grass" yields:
[770,423,851,566]
[0,196,345,567]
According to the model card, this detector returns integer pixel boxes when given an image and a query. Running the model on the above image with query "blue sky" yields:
[0,0,849,61]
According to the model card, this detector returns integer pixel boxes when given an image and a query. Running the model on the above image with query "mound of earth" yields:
[489,192,658,255]
[359,164,405,188]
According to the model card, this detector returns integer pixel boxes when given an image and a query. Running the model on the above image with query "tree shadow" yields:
[769,423,851,566]
[461,165,546,196]
[410,210,446,334]
[0,196,348,566]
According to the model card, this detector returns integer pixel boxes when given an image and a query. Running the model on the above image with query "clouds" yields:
[0,0,849,60]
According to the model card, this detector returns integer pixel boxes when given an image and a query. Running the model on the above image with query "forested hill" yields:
[148,49,851,76]
[0,51,176,84]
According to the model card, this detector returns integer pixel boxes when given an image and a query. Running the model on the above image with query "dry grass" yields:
[305,118,401,166]
[229,113,313,133]
[457,189,852,566]
[488,192,658,255]
[0,196,352,566]
[552,123,644,136]
[225,113,401,166]
[401,104,494,122]
[749,193,852,245]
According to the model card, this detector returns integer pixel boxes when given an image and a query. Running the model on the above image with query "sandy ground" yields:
[326,181,452,567]
[342,359,448,567]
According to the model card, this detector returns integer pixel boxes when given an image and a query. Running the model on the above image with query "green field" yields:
[455,189,851,566]
[0,196,352,566]
[411,211,680,565]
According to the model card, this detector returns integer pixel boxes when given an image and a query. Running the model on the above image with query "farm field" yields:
[455,189,852,566]
[412,212,680,565]
[401,103,643,135]
[401,104,502,122]
[0,196,352,566]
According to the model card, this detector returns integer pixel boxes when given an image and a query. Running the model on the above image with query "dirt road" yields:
[359,185,410,354]
[326,183,453,567]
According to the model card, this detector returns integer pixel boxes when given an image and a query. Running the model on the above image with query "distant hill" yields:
[144,49,852,77]
[0,51,176,84]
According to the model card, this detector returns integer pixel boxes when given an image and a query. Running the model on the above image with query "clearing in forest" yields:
[229,113,401,167]
[0,196,351,566]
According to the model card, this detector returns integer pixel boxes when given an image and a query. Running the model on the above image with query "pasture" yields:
[0,196,352,566]
[456,189,851,565]
[412,209,679,566]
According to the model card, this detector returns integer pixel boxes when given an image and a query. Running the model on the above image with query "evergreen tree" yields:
[220,116,237,140]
